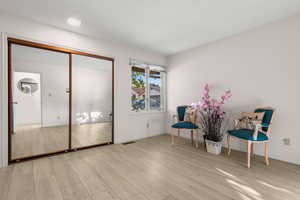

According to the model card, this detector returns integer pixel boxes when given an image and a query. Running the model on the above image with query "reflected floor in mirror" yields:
[3,134,300,200]
[11,122,112,159]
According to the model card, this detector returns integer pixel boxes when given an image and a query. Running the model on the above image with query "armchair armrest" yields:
[252,122,261,140]
[250,121,270,140]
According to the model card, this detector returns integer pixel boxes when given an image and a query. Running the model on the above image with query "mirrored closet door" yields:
[8,38,114,162]
[71,54,113,149]
[10,44,70,160]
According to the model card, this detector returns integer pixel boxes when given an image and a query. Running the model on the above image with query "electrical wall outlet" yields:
[282,138,290,146]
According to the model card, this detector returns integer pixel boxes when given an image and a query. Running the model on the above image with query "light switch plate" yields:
[283,138,290,146]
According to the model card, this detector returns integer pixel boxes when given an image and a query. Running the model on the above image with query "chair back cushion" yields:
[177,106,188,122]
[254,108,274,132]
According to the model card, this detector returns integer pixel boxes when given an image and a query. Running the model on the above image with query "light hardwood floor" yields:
[2,134,300,200]
[12,122,112,159]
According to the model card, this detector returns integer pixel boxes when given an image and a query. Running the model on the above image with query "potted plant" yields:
[191,84,232,155]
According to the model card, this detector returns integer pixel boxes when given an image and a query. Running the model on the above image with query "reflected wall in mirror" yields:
[11,44,69,160]
[72,54,113,148]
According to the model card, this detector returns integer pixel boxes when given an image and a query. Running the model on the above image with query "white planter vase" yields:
[205,139,222,155]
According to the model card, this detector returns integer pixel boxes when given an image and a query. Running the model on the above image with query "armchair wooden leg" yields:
[177,129,180,144]
[171,130,175,145]
[191,130,194,146]
[227,134,231,156]
[247,141,252,168]
[251,143,254,157]
[195,129,199,148]
[265,142,269,166]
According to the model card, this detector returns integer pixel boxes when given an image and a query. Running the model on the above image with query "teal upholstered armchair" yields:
[227,107,275,168]
[171,105,199,148]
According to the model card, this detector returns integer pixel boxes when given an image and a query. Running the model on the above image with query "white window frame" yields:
[130,59,166,113]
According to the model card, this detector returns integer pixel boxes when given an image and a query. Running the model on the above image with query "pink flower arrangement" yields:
[192,84,232,142]
[192,84,231,118]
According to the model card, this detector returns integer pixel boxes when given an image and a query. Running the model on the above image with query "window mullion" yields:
[160,72,164,111]
[145,67,150,111]
[163,72,166,111]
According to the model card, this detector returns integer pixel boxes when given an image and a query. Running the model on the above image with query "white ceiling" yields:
[1,0,300,55]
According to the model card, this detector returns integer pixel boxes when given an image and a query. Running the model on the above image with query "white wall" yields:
[72,55,113,124]
[14,59,113,127]
[13,72,41,126]
[13,46,114,126]
[167,14,300,165]
[14,60,69,127]
[0,13,167,167]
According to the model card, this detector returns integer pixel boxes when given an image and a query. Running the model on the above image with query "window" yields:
[149,70,162,110]
[131,66,146,111]
[131,60,166,112]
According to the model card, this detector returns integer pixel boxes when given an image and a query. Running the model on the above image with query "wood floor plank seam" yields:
[123,142,240,200]
[1,135,300,200]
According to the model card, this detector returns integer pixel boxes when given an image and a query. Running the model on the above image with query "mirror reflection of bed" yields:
[11,44,113,160]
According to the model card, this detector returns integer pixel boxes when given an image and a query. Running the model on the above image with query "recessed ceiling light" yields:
[67,17,81,27]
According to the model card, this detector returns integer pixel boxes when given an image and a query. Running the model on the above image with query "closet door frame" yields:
[7,38,114,163]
